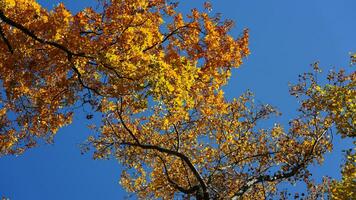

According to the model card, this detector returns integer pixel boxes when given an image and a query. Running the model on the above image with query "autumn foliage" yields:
[0,0,354,199]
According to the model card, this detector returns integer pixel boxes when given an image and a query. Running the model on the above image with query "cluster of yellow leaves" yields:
[290,64,355,137]
[0,0,41,12]
[330,149,355,200]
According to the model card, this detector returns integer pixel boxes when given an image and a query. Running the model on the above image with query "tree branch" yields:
[118,141,209,199]
[231,129,328,199]
[0,24,13,54]
[0,11,92,58]
[115,100,209,199]
[116,98,140,144]
[173,124,180,152]
[157,155,199,195]
[67,54,102,96]
[143,24,191,52]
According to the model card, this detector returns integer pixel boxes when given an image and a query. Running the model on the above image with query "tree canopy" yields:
[0,0,354,199]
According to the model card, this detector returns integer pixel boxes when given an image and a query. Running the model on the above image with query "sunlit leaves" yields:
[331,149,356,200]
[0,0,354,199]
[290,64,355,138]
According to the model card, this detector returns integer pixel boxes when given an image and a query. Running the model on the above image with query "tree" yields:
[0,0,354,199]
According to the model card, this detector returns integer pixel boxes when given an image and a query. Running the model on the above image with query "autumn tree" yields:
[0,0,354,199]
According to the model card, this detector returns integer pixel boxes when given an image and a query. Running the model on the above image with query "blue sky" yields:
[1,0,355,199]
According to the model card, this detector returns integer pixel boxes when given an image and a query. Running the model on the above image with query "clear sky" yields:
[1,0,355,199]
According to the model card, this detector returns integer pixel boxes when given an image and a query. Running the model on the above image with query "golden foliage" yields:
[331,149,356,200]
[0,1,354,199]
